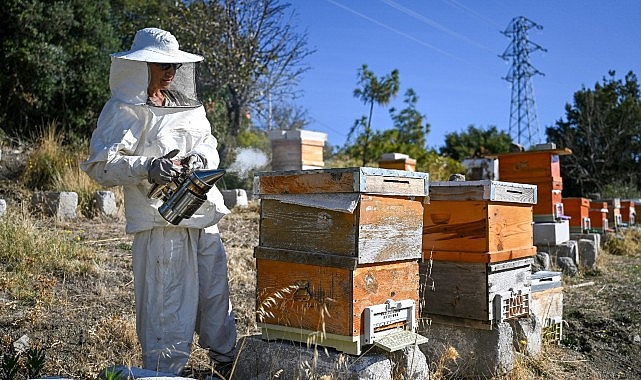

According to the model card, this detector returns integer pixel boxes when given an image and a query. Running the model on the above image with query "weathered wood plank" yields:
[259,199,357,255]
[256,258,354,336]
[260,195,424,263]
[429,180,537,204]
[422,246,536,263]
[357,195,424,263]
[420,261,488,320]
[254,167,429,196]
[352,261,420,335]
[254,246,358,270]
[422,201,533,254]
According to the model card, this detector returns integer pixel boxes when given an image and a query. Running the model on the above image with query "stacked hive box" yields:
[253,167,429,354]
[497,148,571,222]
[421,180,537,328]
[563,197,591,233]
[377,153,417,172]
[602,198,622,230]
[621,200,636,226]
[268,129,327,171]
[589,201,609,233]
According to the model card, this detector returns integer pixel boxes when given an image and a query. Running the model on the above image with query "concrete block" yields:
[0,199,6,218]
[577,238,598,268]
[509,315,542,356]
[557,257,579,276]
[221,188,249,209]
[532,251,550,272]
[31,191,78,219]
[94,190,118,216]
[533,220,570,245]
[419,321,514,378]
[539,240,578,265]
[571,232,601,250]
[233,335,428,380]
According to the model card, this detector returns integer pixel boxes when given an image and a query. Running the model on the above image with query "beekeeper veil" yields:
[109,27,203,107]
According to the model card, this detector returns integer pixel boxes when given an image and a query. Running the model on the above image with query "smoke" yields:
[228,147,269,179]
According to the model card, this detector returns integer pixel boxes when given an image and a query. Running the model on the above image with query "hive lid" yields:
[254,167,429,197]
[429,179,537,204]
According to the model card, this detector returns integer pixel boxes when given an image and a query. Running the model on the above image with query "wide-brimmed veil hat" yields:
[111,27,203,63]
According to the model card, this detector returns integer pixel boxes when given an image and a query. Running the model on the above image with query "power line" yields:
[381,0,496,54]
[325,0,462,62]
[500,16,547,146]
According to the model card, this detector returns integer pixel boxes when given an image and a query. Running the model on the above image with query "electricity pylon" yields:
[500,16,547,147]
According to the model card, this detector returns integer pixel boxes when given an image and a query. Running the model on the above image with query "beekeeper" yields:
[81,27,237,375]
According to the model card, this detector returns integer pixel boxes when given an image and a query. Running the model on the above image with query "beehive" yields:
[589,201,609,232]
[423,180,537,263]
[602,198,622,230]
[268,129,327,171]
[253,167,429,354]
[563,197,591,233]
[377,152,416,172]
[497,148,571,222]
[621,200,636,226]
[420,258,532,327]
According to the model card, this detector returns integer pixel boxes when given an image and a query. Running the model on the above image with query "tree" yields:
[340,87,464,179]
[0,0,120,141]
[349,64,400,165]
[362,89,429,166]
[546,70,641,197]
[170,0,313,165]
[440,125,513,161]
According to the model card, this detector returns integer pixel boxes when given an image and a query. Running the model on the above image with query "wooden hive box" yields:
[378,153,417,172]
[268,129,327,171]
[497,148,571,182]
[563,197,591,233]
[423,180,537,263]
[420,258,532,327]
[253,167,430,354]
[528,177,564,222]
[601,198,622,229]
[621,200,636,225]
[589,201,609,232]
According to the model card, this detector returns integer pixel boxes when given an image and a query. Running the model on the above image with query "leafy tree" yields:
[169,0,312,165]
[439,125,513,161]
[341,87,464,178]
[349,64,400,165]
[546,70,641,197]
[0,0,120,141]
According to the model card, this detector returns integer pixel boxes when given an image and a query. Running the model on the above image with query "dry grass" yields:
[0,207,103,304]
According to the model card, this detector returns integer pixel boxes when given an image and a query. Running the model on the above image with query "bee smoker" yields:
[148,168,226,225]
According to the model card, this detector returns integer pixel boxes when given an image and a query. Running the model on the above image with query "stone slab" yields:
[233,334,428,380]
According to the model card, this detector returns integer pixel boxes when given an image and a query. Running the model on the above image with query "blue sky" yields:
[287,0,641,150]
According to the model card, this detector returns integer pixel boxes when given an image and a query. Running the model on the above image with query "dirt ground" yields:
[1,148,641,379]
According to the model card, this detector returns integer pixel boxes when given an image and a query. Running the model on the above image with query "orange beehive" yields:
[563,197,591,232]
[589,201,609,232]
[497,149,571,222]
[423,180,537,263]
[497,149,571,182]
[621,200,636,225]
[253,167,430,354]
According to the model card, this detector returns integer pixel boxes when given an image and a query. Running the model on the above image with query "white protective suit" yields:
[81,28,237,375]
